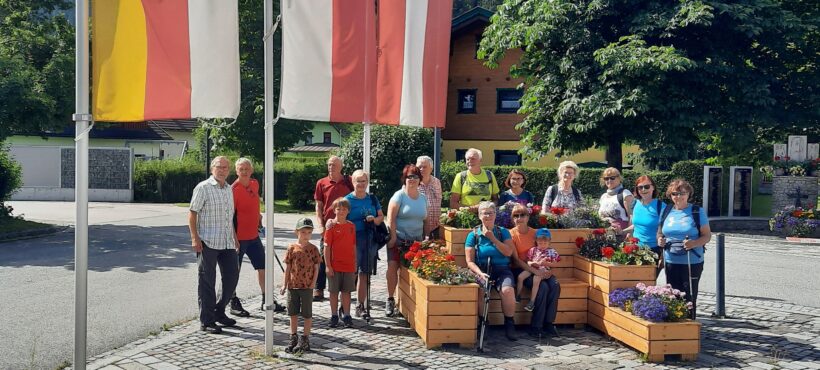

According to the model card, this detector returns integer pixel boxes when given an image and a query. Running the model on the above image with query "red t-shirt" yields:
[324,222,356,273]
[232,179,261,241]
[314,175,354,223]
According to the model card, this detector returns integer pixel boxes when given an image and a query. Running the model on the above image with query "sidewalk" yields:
[82,250,820,370]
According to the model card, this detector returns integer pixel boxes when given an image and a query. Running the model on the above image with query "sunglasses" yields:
[512,213,528,219]
[406,175,420,180]
[670,192,688,197]
[637,184,652,191]
[603,176,618,181]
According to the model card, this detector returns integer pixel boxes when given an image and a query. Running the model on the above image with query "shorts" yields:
[355,233,378,275]
[327,271,356,293]
[478,264,515,291]
[287,289,313,318]
[387,238,415,262]
[238,238,265,270]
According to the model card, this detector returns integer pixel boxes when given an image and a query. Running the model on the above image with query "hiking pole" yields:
[477,257,492,352]
[685,236,695,320]
[364,223,373,324]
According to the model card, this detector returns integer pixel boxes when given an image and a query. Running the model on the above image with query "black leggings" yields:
[665,262,704,319]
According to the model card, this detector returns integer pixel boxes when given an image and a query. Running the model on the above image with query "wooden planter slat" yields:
[548,229,592,243]
[551,243,581,255]
[487,311,587,325]
[443,226,471,244]
[592,275,656,294]
[446,241,466,256]
[397,267,479,349]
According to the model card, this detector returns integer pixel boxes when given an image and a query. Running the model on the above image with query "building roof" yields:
[148,119,199,132]
[452,7,494,34]
[289,143,340,153]
[37,122,174,140]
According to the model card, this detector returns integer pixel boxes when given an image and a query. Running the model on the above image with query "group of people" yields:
[188,147,711,353]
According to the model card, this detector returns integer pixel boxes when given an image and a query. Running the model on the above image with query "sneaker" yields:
[229,297,250,317]
[200,323,222,334]
[284,334,298,353]
[329,315,339,328]
[385,297,396,317]
[524,301,534,312]
[515,295,521,303]
[298,334,311,352]
[355,303,364,318]
[214,312,237,327]
[273,300,286,313]
[543,324,559,337]
[343,315,353,328]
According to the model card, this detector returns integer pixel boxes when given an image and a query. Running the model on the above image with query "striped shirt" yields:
[190,176,236,250]
[418,176,442,233]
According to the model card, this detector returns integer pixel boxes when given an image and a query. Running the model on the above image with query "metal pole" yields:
[715,233,726,318]
[73,0,90,368]
[205,128,211,177]
[363,123,371,176]
[263,0,276,355]
[433,128,441,178]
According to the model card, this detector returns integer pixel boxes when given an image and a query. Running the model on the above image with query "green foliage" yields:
[478,0,819,169]
[0,0,74,141]
[452,0,505,16]
[285,163,325,210]
[339,125,434,207]
[0,145,22,217]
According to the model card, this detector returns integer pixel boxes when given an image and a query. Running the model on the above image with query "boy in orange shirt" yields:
[324,197,357,328]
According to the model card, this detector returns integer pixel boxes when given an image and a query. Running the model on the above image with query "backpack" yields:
[368,194,390,249]
[548,184,582,205]
[658,204,703,256]
[459,170,495,200]
[470,225,503,266]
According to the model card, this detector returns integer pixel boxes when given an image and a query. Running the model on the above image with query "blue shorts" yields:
[479,264,515,291]
[355,233,378,275]
[238,238,265,270]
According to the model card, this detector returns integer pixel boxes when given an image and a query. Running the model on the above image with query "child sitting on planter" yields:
[324,197,357,328]
[516,228,561,311]
[281,218,322,353]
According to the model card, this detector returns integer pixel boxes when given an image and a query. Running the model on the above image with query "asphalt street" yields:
[1,201,818,369]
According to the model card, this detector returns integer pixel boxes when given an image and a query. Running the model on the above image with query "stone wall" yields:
[772,176,818,214]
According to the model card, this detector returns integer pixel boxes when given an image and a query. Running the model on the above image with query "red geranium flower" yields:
[410,241,422,253]
[623,245,637,254]
[550,207,568,215]
[628,237,639,244]
[792,210,803,218]
[601,246,615,258]
[575,237,585,248]
[447,209,457,218]
[774,156,781,161]
[592,228,606,235]
[445,254,455,261]
[404,251,415,260]
[532,205,542,214]
[412,259,421,268]
[538,215,548,226]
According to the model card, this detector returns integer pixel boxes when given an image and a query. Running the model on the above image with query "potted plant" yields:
[769,206,819,239]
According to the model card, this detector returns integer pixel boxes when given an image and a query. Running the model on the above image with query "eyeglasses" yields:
[512,213,528,219]
[406,175,420,180]
[603,176,618,181]
[670,192,688,197]
[637,184,652,191]
[480,212,495,216]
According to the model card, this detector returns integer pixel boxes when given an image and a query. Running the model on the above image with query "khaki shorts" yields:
[327,272,356,293]
[287,289,313,318]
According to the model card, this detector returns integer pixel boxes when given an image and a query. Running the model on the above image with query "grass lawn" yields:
[0,218,52,234]
[175,200,312,214]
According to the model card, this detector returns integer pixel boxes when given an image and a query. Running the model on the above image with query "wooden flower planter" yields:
[486,277,588,327]
[443,225,471,268]
[587,302,701,362]
[397,267,479,349]
[574,256,656,308]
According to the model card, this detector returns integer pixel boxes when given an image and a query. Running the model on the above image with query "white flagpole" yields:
[263,0,279,356]
[73,0,90,369]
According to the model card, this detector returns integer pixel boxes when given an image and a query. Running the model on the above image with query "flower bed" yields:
[770,206,819,238]
[397,267,479,349]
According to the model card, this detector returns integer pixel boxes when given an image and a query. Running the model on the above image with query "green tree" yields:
[339,125,434,206]
[452,0,505,16]
[0,0,74,141]
[479,0,819,169]
[206,0,313,161]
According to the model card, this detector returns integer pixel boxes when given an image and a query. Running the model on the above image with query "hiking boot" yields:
[543,323,559,337]
[385,297,396,317]
[355,303,364,318]
[214,312,237,327]
[298,334,311,352]
[524,301,535,312]
[503,317,518,341]
[343,315,353,328]
[229,297,250,317]
[329,315,339,328]
[284,334,298,353]
[200,322,222,334]
[515,295,521,303]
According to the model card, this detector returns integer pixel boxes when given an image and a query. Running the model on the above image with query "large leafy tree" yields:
[479,0,819,169]
[0,0,74,141]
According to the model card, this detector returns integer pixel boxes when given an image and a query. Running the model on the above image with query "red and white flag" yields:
[280,0,452,128]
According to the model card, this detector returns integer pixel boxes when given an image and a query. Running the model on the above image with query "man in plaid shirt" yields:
[189,156,240,334]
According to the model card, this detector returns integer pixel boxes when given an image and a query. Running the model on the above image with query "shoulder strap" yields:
[572,186,581,202]
[485,170,493,185]
[656,200,662,215]
[616,188,626,211]
[658,203,673,236]
[549,185,558,203]
[460,171,467,187]
[692,205,701,237]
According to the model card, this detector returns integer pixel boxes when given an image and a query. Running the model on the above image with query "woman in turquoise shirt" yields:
[656,179,712,319]
[623,175,664,277]
[465,201,518,341]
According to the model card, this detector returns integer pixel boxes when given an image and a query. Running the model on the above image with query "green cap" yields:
[295,217,314,230]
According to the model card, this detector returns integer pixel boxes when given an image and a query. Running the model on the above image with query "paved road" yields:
[2,201,819,369]
[1,202,305,370]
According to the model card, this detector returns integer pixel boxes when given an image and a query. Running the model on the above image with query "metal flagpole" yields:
[263,0,278,356]
[363,123,371,175]
[73,0,90,368]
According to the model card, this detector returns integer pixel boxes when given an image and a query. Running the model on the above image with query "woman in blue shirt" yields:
[498,169,535,206]
[344,170,385,319]
[385,164,427,317]
[465,201,518,341]
[656,179,712,319]
[623,175,664,277]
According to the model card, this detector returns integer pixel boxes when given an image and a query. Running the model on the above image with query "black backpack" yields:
[548,184,582,204]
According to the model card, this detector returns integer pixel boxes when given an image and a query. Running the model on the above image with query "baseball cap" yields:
[295,217,314,230]
[536,228,552,239]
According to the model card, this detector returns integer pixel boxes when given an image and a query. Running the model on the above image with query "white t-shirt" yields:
[598,188,633,222]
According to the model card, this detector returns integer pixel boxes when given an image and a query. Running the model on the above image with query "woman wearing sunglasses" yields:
[385,165,428,318]
[508,204,560,337]
[656,179,712,319]
[597,167,634,234]
[622,175,665,277]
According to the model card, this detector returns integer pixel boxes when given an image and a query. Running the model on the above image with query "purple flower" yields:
[609,288,641,310]
[632,295,669,322]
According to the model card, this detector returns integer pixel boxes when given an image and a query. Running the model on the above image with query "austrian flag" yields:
[92,0,240,122]
[280,0,453,128]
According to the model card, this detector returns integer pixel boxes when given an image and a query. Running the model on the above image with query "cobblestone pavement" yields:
[82,248,820,370]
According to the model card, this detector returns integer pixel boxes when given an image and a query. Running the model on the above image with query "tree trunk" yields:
[605,136,623,170]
